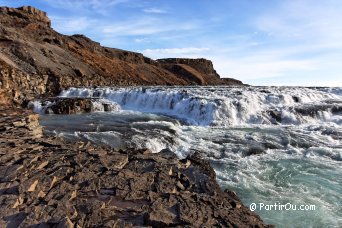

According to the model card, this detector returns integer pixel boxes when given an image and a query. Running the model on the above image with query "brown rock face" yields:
[157,58,243,85]
[0,6,51,27]
[17,6,51,26]
[0,5,243,106]
[0,60,49,106]
[158,58,220,78]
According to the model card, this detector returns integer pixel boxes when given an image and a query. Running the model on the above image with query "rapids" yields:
[34,86,342,227]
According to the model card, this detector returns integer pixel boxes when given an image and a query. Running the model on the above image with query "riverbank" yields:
[0,106,271,227]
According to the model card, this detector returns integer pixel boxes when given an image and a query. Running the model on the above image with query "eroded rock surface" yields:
[0,6,50,27]
[0,107,272,227]
[157,58,243,85]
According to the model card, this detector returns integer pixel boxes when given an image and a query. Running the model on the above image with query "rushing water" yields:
[35,86,342,227]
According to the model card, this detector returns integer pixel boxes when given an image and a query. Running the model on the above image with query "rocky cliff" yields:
[157,58,221,85]
[0,6,51,27]
[0,6,243,106]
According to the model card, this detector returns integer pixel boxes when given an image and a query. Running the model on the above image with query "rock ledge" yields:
[0,6,51,26]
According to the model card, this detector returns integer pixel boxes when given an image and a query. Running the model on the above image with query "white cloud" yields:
[212,54,316,80]
[143,8,167,14]
[45,0,129,10]
[51,16,93,34]
[206,0,342,85]
[202,41,342,86]
[254,0,342,47]
[134,38,150,43]
[102,18,199,36]
[142,47,210,59]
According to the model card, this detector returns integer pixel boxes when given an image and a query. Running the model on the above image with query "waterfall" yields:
[57,86,342,126]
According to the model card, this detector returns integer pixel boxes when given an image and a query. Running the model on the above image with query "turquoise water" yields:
[211,133,342,227]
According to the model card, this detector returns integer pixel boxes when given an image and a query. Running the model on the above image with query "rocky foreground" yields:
[0,106,272,227]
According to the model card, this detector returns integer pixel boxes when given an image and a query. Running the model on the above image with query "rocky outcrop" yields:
[0,107,272,227]
[157,58,220,78]
[0,60,49,106]
[221,77,244,85]
[267,103,342,124]
[157,58,220,79]
[0,6,243,106]
[33,97,120,114]
[157,58,243,85]
[0,6,51,27]
[156,62,206,85]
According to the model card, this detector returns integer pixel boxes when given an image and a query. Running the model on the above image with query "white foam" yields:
[59,86,342,126]
[28,100,49,114]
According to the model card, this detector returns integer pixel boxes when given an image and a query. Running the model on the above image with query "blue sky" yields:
[2,0,342,86]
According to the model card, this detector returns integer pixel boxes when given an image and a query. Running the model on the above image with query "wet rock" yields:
[244,145,266,156]
[260,89,271,93]
[331,105,342,114]
[268,109,282,123]
[295,104,342,117]
[293,96,300,102]
[188,152,217,180]
[35,97,119,114]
